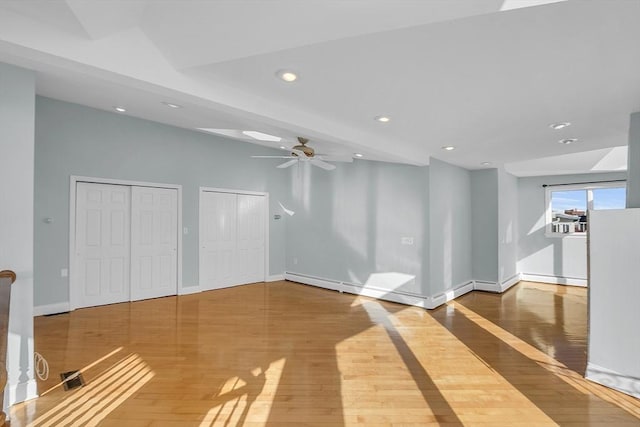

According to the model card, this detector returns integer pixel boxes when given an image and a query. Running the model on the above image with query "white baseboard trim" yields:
[585,363,640,399]
[473,280,501,292]
[520,273,587,287]
[345,282,432,309]
[178,285,201,295]
[474,273,521,293]
[285,272,345,292]
[33,302,70,317]
[35,287,204,312]
[501,273,522,291]
[266,274,285,282]
[428,281,475,309]
[284,272,476,310]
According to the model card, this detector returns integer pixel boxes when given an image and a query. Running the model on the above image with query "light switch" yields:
[401,237,414,245]
[61,268,68,277]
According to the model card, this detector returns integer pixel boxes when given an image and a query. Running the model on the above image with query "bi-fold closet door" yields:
[74,182,178,309]
[199,190,266,291]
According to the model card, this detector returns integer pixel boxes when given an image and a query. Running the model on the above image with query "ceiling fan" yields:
[251,137,337,170]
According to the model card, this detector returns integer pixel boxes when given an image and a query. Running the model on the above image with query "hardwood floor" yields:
[9,281,640,426]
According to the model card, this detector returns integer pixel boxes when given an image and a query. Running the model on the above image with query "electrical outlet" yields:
[401,237,414,245]
[183,227,189,235]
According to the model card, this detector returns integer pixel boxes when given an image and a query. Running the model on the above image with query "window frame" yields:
[544,181,626,238]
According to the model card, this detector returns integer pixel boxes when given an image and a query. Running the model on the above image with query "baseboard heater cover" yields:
[520,273,587,287]
[585,363,640,399]
[474,273,521,293]
[284,272,476,310]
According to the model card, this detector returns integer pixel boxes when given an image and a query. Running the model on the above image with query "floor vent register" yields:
[60,370,85,391]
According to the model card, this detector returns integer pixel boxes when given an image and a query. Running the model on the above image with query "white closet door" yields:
[236,194,265,284]
[75,183,131,308]
[130,186,178,301]
[200,192,238,290]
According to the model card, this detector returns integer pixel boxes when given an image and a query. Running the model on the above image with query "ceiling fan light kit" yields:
[291,137,314,157]
[251,137,337,170]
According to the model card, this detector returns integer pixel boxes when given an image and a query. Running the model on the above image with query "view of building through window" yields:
[548,185,626,234]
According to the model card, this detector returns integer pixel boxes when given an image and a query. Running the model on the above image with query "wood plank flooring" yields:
[9,281,640,426]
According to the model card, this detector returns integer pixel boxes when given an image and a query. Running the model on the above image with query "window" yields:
[545,182,626,236]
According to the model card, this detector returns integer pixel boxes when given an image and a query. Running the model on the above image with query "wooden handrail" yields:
[0,270,16,426]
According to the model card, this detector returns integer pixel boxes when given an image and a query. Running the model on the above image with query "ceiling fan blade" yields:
[251,155,294,159]
[277,159,299,169]
[310,159,336,170]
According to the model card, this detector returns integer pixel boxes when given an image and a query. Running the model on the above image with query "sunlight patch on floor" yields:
[39,347,124,397]
[27,353,153,427]
[198,357,286,427]
[345,300,557,426]
[452,301,640,418]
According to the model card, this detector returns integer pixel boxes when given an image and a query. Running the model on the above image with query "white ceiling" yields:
[0,0,636,175]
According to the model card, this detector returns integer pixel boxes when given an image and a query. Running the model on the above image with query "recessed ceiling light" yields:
[481,162,492,166]
[374,115,390,123]
[242,131,282,142]
[442,146,455,151]
[276,70,298,82]
[113,106,126,113]
[354,153,364,158]
[558,138,578,145]
[162,101,182,109]
[550,122,571,130]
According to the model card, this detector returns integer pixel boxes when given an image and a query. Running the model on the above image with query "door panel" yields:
[109,257,125,293]
[75,182,131,308]
[236,194,265,284]
[130,186,178,301]
[199,191,266,290]
[200,192,238,290]
[85,259,100,296]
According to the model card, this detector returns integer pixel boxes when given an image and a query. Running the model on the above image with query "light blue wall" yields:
[470,169,499,282]
[34,97,288,306]
[517,171,626,280]
[34,97,630,310]
[469,168,518,286]
[429,158,472,294]
[627,112,640,208]
[498,168,518,283]
[0,62,36,405]
[285,160,429,295]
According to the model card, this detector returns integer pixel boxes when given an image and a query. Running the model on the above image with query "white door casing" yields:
[75,182,131,308]
[70,176,183,311]
[130,186,178,301]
